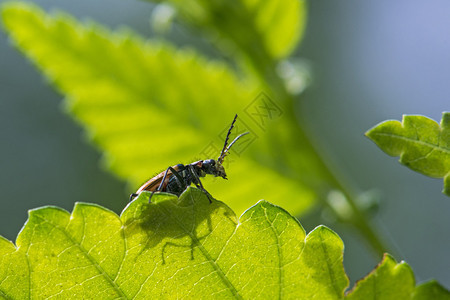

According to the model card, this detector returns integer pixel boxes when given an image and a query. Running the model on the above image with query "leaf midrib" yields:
[318,229,342,298]
[0,285,12,300]
[371,132,450,155]
[157,202,243,299]
[263,207,284,299]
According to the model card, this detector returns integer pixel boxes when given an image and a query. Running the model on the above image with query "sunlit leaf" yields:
[345,254,415,299]
[1,188,447,298]
[1,2,318,215]
[0,188,448,299]
[0,188,348,298]
[0,236,29,299]
[366,113,450,196]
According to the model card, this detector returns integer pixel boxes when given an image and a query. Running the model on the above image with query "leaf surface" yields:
[413,280,450,300]
[0,188,348,299]
[345,254,450,300]
[345,254,415,300]
[1,2,318,215]
[366,113,450,196]
[1,188,447,299]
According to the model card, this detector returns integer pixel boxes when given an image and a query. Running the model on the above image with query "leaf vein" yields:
[33,214,128,299]
[263,209,284,299]
[372,132,450,154]
[157,203,243,299]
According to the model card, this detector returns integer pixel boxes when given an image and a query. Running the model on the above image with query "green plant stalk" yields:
[290,104,388,257]
[237,28,389,257]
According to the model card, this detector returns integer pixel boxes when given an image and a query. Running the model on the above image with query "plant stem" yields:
[293,109,388,257]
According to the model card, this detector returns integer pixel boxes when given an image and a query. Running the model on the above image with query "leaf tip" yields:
[27,205,69,218]
[1,1,27,13]
[381,253,415,279]
[1,1,39,23]
[443,173,450,197]
[441,111,450,128]
[413,280,450,299]
[0,235,16,251]
[73,201,117,215]
[308,224,341,241]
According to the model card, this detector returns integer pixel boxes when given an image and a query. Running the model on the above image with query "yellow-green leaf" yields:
[345,254,450,300]
[1,2,317,215]
[1,188,446,299]
[346,254,415,299]
[0,188,349,298]
[366,113,450,196]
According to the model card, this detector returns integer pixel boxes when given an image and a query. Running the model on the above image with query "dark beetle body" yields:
[134,159,226,198]
[130,115,246,203]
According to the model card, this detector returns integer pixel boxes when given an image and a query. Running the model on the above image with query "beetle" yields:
[130,114,249,203]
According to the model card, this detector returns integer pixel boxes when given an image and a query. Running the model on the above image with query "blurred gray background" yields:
[1,0,449,289]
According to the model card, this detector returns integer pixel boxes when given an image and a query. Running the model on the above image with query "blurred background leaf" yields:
[366,113,450,196]
[1,2,320,215]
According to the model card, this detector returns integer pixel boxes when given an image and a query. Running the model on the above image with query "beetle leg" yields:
[151,166,187,202]
[148,166,174,203]
[168,167,187,191]
[129,193,138,202]
[188,165,212,203]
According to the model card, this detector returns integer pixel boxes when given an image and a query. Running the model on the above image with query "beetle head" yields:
[202,159,227,179]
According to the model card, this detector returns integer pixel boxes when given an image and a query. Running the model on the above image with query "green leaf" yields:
[413,280,450,300]
[345,254,450,300]
[0,236,29,299]
[157,0,307,60]
[1,2,318,216]
[1,188,448,299]
[366,113,450,196]
[0,188,348,298]
[345,254,415,299]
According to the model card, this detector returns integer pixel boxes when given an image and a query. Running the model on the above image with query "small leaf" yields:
[345,254,450,300]
[0,188,349,298]
[413,280,450,300]
[1,2,319,216]
[346,254,415,299]
[366,113,450,196]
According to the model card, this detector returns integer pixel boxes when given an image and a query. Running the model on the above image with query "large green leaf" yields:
[1,2,318,215]
[1,188,447,299]
[156,0,307,60]
[0,188,348,298]
[366,113,450,196]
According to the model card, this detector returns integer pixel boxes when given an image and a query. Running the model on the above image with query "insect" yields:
[130,114,249,203]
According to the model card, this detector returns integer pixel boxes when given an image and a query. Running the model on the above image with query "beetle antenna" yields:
[218,114,238,162]
[218,132,249,164]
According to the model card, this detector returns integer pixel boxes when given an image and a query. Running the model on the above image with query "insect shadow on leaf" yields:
[123,188,237,264]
